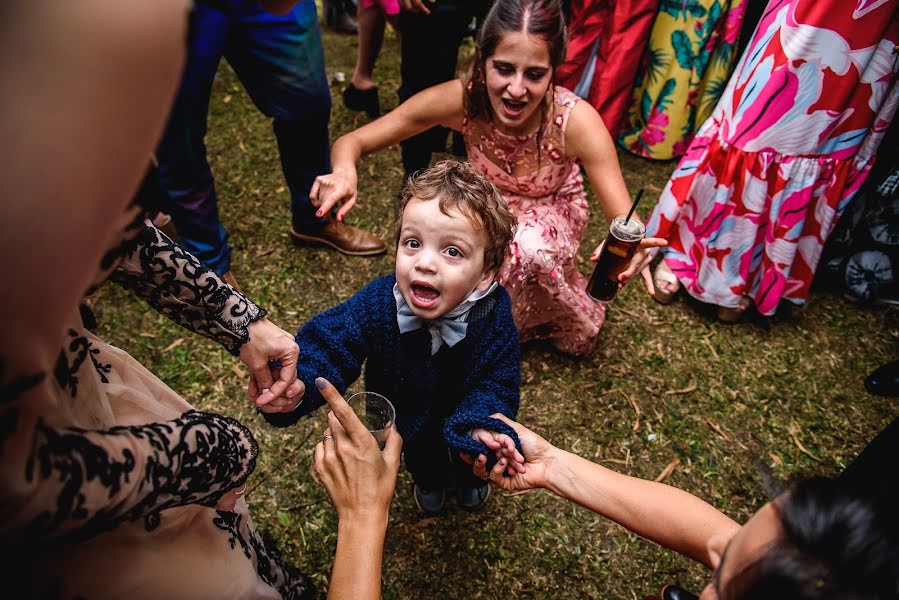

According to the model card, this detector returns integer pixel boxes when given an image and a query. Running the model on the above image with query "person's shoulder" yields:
[554,86,581,109]
[314,274,395,317]
[469,285,515,329]
[363,273,397,295]
[352,274,397,312]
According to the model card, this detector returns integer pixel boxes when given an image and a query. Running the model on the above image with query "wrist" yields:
[337,509,389,535]
[541,447,571,497]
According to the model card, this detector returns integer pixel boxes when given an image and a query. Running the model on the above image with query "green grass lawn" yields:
[92,24,898,599]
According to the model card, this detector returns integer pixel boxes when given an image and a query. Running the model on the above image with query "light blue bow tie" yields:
[396,302,469,354]
[393,282,497,354]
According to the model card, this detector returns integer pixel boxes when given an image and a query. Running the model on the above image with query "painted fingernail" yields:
[316,210,323,217]
[498,459,505,466]
[315,377,326,390]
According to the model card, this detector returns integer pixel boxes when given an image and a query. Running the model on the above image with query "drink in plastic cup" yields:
[586,216,646,303]
[346,391,396,449]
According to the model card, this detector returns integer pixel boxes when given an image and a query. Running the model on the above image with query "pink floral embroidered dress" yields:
[648,0,899,315]
[463,86,604,355]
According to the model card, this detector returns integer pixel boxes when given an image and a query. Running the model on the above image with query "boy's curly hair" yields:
[396,160,516,275]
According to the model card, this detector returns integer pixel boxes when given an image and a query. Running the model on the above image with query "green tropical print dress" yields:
[618,0,747,159]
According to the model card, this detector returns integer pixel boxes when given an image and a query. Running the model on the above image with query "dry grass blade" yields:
[789,422,822,462]
[654,457,680,482]
[162,338,184,352]
[626,393,641,432]
[705,418,731,441]
[665,381,697,395]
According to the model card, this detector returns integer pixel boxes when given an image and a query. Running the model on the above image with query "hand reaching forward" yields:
[590,236,668,295]
[239,318,305,413]
[309,167,358,222]
[469,414,558,492]
[468,428,526,477]
[312,378,403,520]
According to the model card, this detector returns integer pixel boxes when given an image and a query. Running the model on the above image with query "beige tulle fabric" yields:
[1,223,308,598]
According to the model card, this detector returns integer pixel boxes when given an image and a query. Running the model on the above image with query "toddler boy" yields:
[264,160,523,513]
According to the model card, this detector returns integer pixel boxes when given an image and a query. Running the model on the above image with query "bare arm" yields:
[474,415,740,568]
[312,80,466,219]
[564,101,633,222]
[565,101,667,291]
[312,379,403,600]
[543,449,740,567]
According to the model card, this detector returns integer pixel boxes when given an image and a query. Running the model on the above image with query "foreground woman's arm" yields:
[312,378,403,599]
[474,414,740,568]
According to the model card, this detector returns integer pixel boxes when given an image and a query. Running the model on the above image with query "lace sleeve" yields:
[109,222,266,355]
[1,374,258,548]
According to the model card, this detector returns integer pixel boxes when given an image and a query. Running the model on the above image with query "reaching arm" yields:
[312,378,403,600]
[565,101,633,222]
[565,101,667,291]
[261,278,390,427]
[312,80,466,219]
[474,415,740,568]
[110,222,266,355]
[443,292,523,462]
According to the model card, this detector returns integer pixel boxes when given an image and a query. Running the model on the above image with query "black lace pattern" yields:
[21,409,257,547]
[109,223,266,355]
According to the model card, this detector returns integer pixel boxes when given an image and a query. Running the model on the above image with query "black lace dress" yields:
[0,222,311,599]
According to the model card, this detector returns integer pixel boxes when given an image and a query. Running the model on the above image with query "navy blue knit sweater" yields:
[264,274,521,458]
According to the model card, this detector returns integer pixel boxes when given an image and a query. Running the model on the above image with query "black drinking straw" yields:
[624,188,644,224]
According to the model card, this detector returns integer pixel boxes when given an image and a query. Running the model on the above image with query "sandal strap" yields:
[654,265,679,285]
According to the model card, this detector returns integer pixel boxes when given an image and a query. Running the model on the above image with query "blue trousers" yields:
[157,0,330,274]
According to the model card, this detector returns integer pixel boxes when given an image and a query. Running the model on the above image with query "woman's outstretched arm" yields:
[312,378,403,600]
[311,80,466,219]
[565,101,667,292]
[472,414,740,568]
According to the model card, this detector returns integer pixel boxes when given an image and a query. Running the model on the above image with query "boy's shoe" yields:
[457,483,491,512]
[413,485,446,516]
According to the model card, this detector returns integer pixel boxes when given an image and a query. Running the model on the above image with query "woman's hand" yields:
[240,318,305,413]
[469,414,558,492]
[309,167,359,222]
[590,236,668,295]
[312,378,403,521]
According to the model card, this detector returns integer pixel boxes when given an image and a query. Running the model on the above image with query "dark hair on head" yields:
[462,0,567,121]
[725,477,899,600]
[396,160,516,275]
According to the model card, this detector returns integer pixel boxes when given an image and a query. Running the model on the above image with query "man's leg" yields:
[398,1,474,179]
[227,0,385,255]
[156,4,234,275]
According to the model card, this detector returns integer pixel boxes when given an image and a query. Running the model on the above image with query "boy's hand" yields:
[469,428,526,476]
[470,414,556,492]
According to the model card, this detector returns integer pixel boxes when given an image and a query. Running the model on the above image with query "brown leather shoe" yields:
[290,221,386,256]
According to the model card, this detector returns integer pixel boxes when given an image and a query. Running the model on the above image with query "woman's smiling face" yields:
[484,30,553,136]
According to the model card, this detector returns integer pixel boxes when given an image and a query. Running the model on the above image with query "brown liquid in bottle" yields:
[586,216,645,303]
